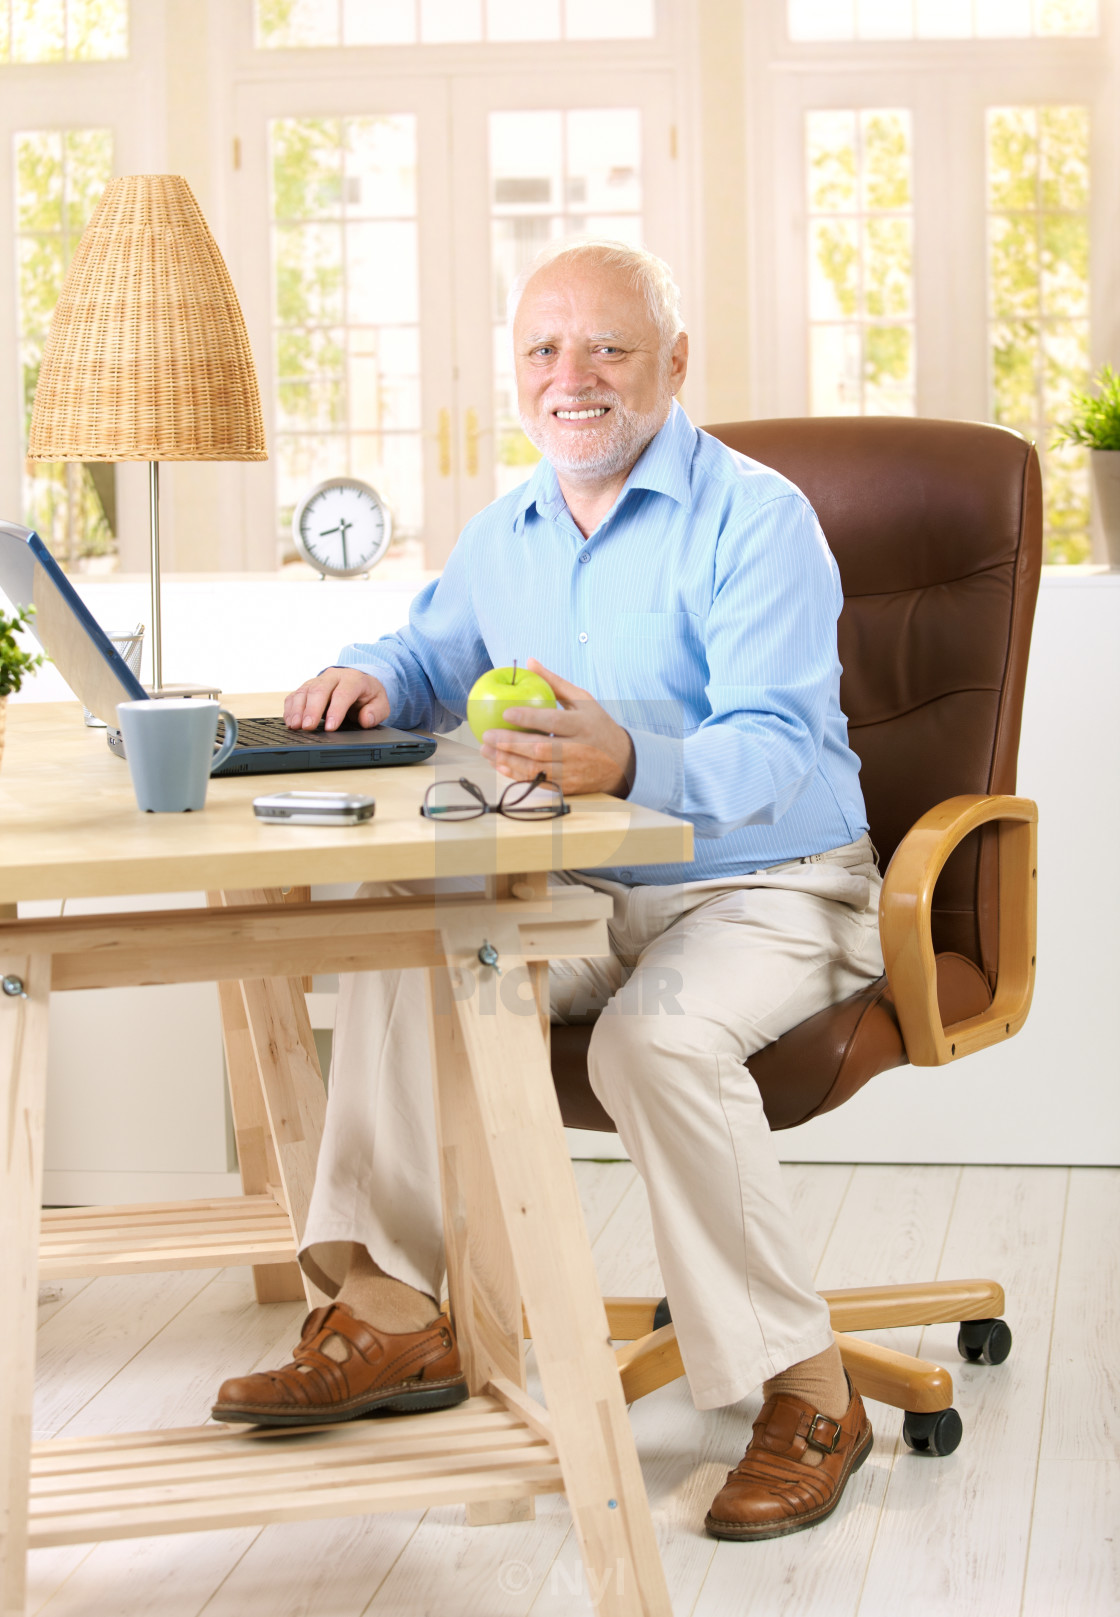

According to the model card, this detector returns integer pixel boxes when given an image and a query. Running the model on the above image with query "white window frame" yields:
[0,1,165,569]
[745,1,1120,451]
[210,0,702,569]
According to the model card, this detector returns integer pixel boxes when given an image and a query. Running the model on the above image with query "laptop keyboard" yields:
[234,717,361,749]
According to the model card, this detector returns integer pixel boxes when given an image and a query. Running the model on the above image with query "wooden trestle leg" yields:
[211,889,330,1309]
[0,952,50,1617]
[432,906,671,1617]
[428,962,534,1526]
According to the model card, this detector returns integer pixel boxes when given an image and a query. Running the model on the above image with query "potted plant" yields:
[0,605,45,771]
[1052,364,1120,568]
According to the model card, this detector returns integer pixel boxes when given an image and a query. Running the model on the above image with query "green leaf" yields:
[1051,365,1120,450]
[0,605,47,698]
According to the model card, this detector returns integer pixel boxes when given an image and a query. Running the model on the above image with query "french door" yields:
[232,68,682,568]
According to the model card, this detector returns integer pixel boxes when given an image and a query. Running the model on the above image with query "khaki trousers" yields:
[301,834,884,1410]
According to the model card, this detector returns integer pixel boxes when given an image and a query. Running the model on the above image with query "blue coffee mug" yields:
[116,698,239,812]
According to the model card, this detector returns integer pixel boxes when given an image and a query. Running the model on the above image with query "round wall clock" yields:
[291,476,393,578]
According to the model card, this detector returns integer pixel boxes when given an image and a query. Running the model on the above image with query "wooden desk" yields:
[0,697,691,1617]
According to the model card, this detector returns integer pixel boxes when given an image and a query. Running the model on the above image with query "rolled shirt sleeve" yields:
[333,529,489,735]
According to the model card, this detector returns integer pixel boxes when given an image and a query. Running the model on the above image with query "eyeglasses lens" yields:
[500,779,566,819]
[424,781,484,819]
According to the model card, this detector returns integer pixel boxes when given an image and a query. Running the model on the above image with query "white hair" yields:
[506,238,685,350]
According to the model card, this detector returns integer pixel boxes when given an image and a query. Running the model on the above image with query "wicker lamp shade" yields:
[27,174,266,463]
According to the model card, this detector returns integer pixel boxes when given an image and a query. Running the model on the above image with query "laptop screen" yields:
[0,520,148,726]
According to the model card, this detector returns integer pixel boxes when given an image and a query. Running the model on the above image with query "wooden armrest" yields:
[879,794,1037,1067]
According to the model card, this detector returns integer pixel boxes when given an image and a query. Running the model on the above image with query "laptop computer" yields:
[0,520,437,776]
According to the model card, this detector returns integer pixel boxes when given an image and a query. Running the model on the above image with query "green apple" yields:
[467,664,556,742]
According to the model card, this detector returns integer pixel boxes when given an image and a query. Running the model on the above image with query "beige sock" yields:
[320,1245,440,1363]
[762,1343,850,1465]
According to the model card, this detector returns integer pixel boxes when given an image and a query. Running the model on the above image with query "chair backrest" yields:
[704,418,1042,985]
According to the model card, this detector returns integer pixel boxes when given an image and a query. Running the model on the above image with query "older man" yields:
[214,241,882,1540]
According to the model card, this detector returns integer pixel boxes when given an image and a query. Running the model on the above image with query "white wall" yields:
[791,570,1120,1165]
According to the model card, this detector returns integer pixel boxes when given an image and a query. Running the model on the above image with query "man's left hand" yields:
[480,659,635,797]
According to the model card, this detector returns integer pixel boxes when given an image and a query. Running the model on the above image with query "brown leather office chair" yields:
[550,416,1041,1454]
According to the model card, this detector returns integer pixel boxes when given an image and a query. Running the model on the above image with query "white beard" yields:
[520,387,671,484]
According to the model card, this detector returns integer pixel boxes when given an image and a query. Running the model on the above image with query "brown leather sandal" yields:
[705,1376,873,1540]
[211,1302,469,1427]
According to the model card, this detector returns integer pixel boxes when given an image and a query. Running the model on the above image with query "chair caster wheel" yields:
[652,1296,672,1331]
[903,1407,962,1456]
[957,1317,1012,1365]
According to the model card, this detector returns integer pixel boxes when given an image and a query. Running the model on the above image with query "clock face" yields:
[293,478,392,578]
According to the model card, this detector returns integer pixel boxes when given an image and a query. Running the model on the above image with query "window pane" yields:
[986,104,1092,562]
[256,0,655,43]
[68,0,128,58]
[342,0,415,43]
[788,0,854,39]
[1035,0,1095,33]
[976,0,1033,35]
[270,115,422,558]
[987,107,1038,211]
[989,216,1040,316]
[789,0,1097,35]
[420,0,481,41]
[809,219,859,319]
[487,0,560,41]
[347,117,418,215]
[856,0,911,38]
[347,222,419,323]
[15,127,116,569]
[808,112,857,211]
[863,111,911,209]
[11,0,64,61]
[863,324,914,412]
[1039,104,1089,211]
[564,0,655,38]
[810,325,862,413]
[806,109,915,417]
[568,109,642,212]
[274,223,345,325]
[256,0,340,47]
[489,106,644,495]
[864,218,911,316]
[916,0,973,36]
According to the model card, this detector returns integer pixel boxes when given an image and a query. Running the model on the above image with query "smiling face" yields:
[513,254,688,487]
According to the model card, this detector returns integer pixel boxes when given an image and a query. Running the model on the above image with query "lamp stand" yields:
[144,460,220,702]
[148,460,163,694]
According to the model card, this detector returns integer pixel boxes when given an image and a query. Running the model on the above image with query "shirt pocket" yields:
[609,611,708,713]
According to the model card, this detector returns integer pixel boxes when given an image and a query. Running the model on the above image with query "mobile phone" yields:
[252,790,376,826]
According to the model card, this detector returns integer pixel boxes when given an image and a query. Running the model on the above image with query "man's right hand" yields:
[283,668,390,732]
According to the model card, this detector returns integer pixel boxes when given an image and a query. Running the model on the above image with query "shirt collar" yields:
[512,400,697,532]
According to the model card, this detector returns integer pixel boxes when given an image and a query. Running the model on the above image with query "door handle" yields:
[464,408,491,478]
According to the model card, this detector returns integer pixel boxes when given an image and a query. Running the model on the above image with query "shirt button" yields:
[578,551,590,563]
[578,632,588,643]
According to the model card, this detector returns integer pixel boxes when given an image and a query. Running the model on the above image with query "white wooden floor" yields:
[28,1162,1120,1617]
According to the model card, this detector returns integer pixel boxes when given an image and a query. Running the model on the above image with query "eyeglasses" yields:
[420,772,570,822]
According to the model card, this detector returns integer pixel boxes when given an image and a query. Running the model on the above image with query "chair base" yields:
[601,1278,1006,1413]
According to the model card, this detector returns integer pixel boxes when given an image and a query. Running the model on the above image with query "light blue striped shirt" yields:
[338,401,868,884]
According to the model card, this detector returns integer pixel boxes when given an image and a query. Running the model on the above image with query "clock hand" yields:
[340,519,350,569]
[318,525,341,536]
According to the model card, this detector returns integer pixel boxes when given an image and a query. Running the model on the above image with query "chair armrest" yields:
[879,795,1038,1067]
